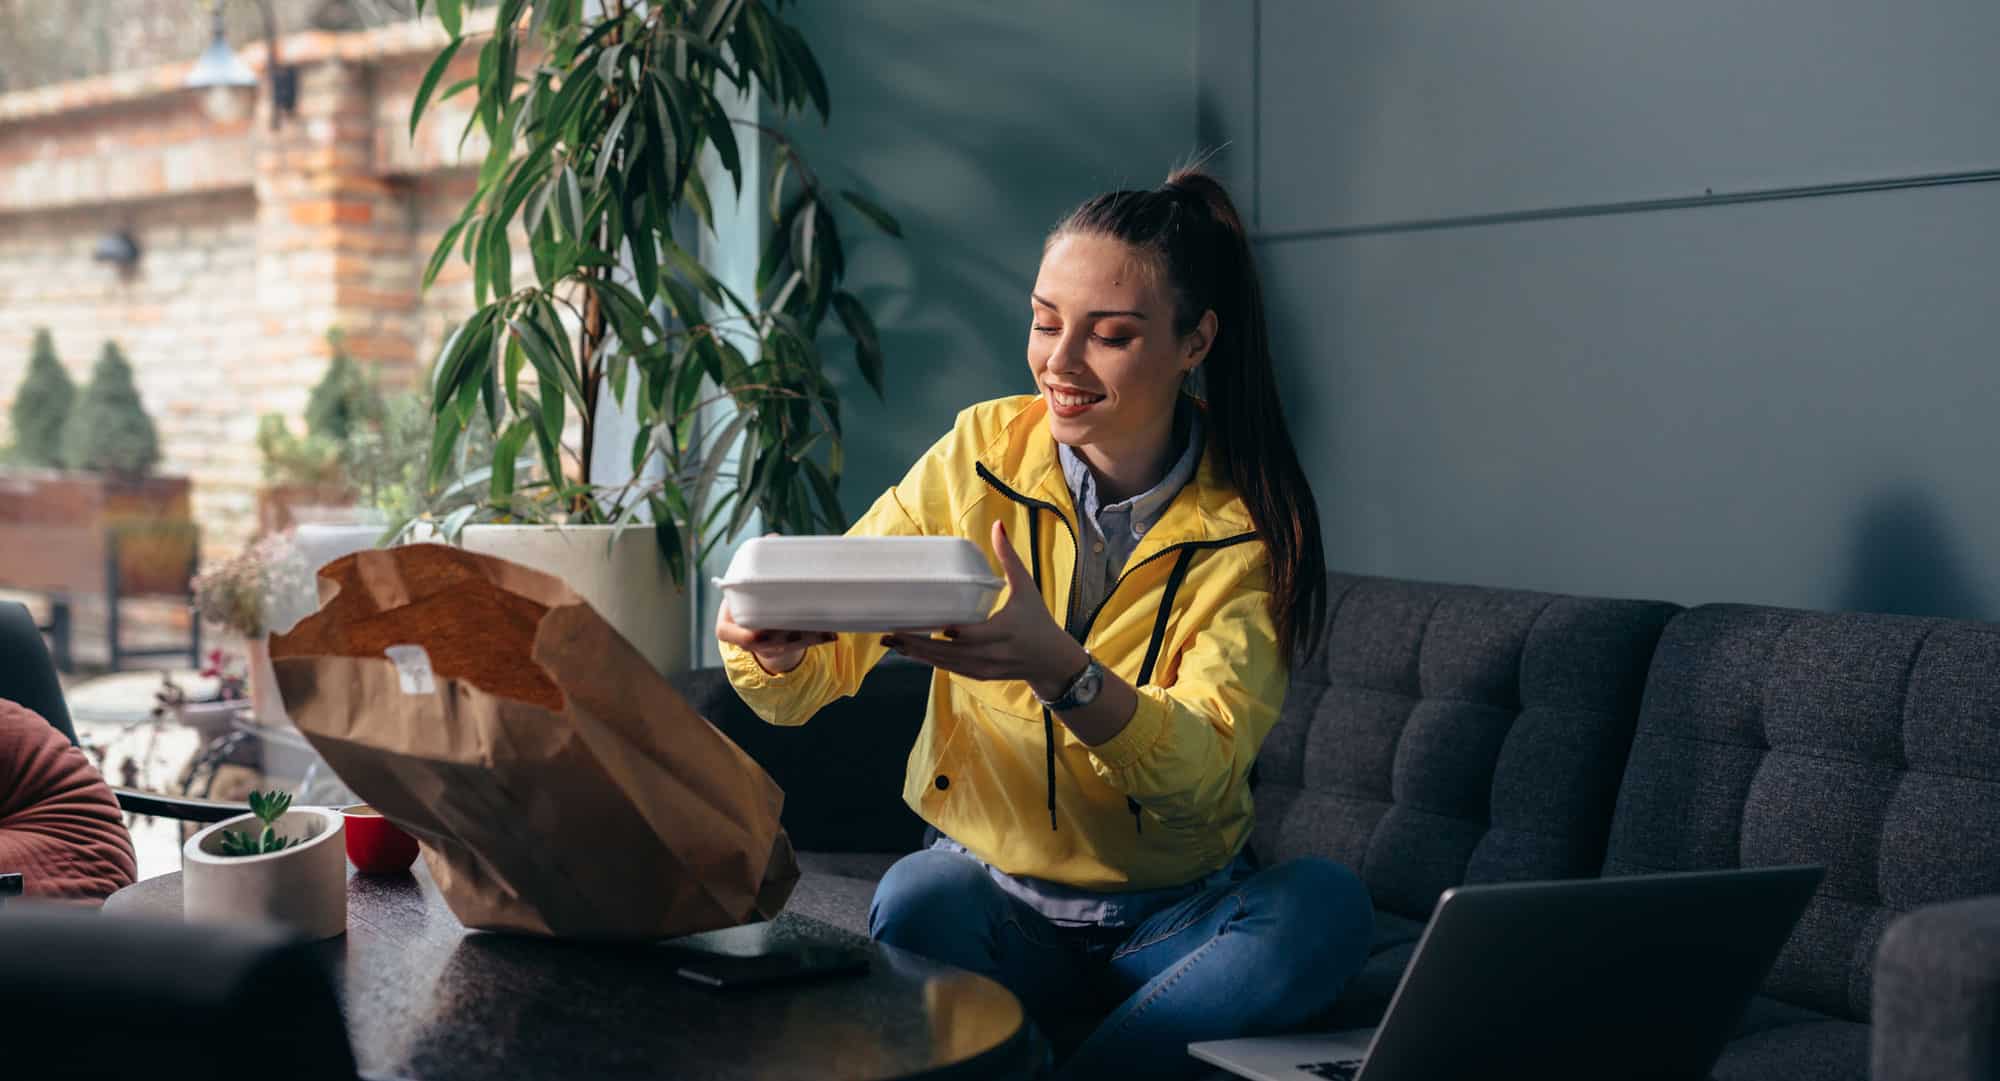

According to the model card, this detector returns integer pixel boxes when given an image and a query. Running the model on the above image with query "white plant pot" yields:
[183,807,347,940]
[458,523,691,677]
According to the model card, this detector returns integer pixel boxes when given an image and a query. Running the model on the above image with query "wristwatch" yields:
[1037,653,1106,712]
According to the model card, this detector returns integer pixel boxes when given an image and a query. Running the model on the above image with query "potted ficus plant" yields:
[407,0,900,676]
[183,790,348,940]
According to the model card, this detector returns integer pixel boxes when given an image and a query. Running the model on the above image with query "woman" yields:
[716,168,1372,1079]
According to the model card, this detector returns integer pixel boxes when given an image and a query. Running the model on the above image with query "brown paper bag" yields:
[268,542,798,939]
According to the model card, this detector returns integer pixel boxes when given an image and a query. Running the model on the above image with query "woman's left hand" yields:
[883,520,1089,701]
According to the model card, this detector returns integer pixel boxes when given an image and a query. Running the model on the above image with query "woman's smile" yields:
[1045,383,1107,417]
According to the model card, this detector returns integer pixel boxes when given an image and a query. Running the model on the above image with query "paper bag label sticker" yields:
[384,644,437,695]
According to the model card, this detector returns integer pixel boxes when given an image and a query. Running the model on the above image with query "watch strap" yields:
[1038,654,1102,711]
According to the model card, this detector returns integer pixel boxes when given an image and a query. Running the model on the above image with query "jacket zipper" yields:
[974,462,1082,631]
[974,461,1258,836]
[974,461,1261,639]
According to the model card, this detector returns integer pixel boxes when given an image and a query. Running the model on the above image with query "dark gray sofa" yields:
[675,571,2000,1081]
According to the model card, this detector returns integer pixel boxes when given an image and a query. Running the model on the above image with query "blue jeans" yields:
[868,848,1374,1080]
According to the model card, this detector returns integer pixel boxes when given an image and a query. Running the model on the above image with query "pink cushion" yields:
[0,699,136,903]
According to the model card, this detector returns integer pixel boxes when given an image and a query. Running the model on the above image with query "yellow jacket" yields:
[720,394,1287,891]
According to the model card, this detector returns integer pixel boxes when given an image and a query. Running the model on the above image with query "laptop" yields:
[1189,865,1823,1081]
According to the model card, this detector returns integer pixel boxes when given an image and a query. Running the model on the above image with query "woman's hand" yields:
[883,521,1089,700]
[715,601,836,676]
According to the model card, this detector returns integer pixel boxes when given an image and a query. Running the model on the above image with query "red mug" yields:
[341,803,420,874]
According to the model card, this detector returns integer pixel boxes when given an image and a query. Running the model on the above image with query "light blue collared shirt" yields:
[1056,398,1205,641]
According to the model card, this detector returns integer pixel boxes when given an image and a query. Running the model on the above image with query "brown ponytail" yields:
[1051,166,1327,660]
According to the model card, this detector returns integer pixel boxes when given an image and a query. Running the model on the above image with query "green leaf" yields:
[556,165,584,241]
[773,19,830,122]
[439,503,478,544]
[832,291,884,398]
[701,88,742,197]
[428,410,464,488]
[594,41,625,85]
[437,0,463,37]
[698,0,747,43]
[496,0,529,34]
[660,277,705,331]
[839,189,903,238]
[491,419,533,501]
[425,215,471,290]
[654,517,687,584]
[545,68,601,143]
[682,167,714,233]
[411,36,466,139]
[479,346,500,431]
[741,5,788,104]
[530,293,578,372]
[769,154,792,224]
[756,199,800,295]
[479,93,524,191]
[540,357,568,424]
[594,97,636,185]
[481,214,513,304]
[531,393,565,485]
[593,278,667,349]
[503,334,525,409]
[509,315,582,410]
[608,349,630,406]
[475,34,500,140]
[431,311,489,408]
[671,339,708,419]
[793,199,817,283]
[630,225,660,307]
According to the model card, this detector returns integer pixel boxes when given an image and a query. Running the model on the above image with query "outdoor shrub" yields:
[260,329,387,489]
[9,328,75,468]
[303,329,385,443]
[61,341,159,476]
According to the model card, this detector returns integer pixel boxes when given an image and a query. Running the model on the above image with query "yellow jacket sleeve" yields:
[1083,560,1285,829]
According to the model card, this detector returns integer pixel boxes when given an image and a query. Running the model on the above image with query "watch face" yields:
[1072,658,1105,706]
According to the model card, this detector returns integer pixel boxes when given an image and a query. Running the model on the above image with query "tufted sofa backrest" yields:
[1603,604,2000,1021]
[1253,573,1679,921]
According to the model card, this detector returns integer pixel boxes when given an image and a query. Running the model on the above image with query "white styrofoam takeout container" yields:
[714,536,1005,631]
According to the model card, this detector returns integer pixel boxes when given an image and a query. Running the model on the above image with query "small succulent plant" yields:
[218,790,301,857]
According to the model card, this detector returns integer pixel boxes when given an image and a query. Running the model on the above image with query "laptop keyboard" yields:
[1297,1060,1364,1080]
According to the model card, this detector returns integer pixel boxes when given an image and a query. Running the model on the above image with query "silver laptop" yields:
[1190,865,1822,1081]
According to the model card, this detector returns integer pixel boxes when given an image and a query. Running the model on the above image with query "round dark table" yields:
[106,863,1032,1081]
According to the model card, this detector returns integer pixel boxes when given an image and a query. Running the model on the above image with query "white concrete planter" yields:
[294,520,386,573]
[458,523,691,677]
[183,808,347,940]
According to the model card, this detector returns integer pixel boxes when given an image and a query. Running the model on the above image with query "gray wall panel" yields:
[1197,0,1259,226]
[783,0,1199,519]
[1262,180,2000,617]
[1258,1,2000,234]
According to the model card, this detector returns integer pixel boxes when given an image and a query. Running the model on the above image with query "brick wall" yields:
[0,190,264,534]
[0,13,510,560]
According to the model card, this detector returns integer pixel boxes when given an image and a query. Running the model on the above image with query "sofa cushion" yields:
[1604,605,2000,1023]
[0,699,136,902]
[1711,996,1869,1081]
[1254,573,1678,921]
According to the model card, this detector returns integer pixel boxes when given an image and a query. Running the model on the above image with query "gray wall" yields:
[778,0,1199,518]
[1202,1,2000,619]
